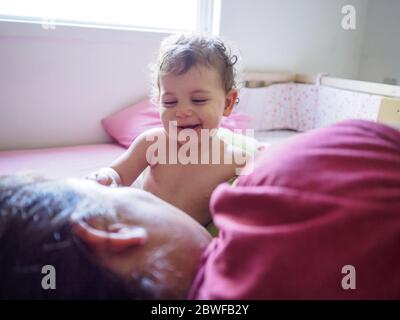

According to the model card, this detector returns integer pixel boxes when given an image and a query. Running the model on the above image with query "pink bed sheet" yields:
[0,144,126,179]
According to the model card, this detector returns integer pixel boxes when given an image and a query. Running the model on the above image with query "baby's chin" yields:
[163,124,221,146]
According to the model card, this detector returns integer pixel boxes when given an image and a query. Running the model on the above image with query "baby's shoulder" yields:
[126,127,166,156]
[134,127,167,145]
[225,142,251,160]
[143,127,166,138]
[219,143,249,178]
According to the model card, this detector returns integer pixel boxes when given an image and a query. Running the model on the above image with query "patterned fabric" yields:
[315,86,381,129]
[237,84,382,132]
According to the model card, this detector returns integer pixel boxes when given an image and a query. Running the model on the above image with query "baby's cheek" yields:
[159,111,171,128]
[208,112,224,129]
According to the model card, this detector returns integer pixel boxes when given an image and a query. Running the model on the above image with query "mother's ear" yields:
[71,219,148,253]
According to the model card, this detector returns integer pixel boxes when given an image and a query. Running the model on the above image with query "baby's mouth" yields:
[177,124,202,130]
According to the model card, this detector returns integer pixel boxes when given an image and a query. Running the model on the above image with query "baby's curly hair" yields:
[149,33,242,104]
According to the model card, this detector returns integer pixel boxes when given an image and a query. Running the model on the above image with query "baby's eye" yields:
[192,99,208,105]
[162,101,177,108]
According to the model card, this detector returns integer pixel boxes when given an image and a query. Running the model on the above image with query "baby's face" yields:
[158,66,232,141]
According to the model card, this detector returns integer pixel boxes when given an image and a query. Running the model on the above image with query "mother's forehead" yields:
[66,178,128,194]
[65,178,166,213]
[65,178,191,222]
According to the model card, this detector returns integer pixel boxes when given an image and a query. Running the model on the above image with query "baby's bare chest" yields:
[142,163,236,224]
[159,163,230,186]
[145,163,234,199]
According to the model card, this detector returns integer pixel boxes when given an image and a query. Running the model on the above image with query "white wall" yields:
[0,0,372,150]
[358,0,400,84]
[0,21,168,150]
[219,0,369,78]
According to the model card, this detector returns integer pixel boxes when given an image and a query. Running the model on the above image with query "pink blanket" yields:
[189,120,400,299]
[0,144,125,178]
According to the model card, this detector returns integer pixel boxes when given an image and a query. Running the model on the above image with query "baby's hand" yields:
[86,172,114,186]
[85,167,121,187]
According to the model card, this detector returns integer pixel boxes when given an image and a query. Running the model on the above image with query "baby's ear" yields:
[223,89,238,116]
[71,218,148,253]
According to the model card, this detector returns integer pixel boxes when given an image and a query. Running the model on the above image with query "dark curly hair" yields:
[0,174,156,299]
[150,33,242,103]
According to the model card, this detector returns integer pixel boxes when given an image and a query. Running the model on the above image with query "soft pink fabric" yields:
[0,144,125,179]
[101,100,252,148]
[189,120,400,299]
[101,100,162,149]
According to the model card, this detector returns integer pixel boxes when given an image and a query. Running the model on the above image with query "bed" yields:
[1,72,399,178]
[0,144,126,178]
[0,131,298,178]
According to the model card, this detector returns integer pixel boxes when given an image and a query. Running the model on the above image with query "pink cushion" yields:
[189,120,400,299]
[101,100,162,148]
[102,100,252,148]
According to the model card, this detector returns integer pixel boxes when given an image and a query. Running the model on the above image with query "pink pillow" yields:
[102,99,252,148]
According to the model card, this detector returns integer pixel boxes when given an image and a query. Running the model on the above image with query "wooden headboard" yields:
[244,71,400,98]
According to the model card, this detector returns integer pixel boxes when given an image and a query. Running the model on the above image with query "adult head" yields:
[0,174,211,299]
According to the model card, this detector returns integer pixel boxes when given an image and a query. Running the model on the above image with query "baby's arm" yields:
[87,129,160,187]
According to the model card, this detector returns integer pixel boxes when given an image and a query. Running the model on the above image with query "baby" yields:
[87,33,249,226]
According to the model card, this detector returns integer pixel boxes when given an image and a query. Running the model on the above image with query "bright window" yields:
[0,0,219,33]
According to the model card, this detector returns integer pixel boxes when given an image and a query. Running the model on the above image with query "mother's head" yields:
[0,174,211,299]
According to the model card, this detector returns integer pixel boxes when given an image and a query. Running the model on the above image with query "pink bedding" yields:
[0,144,126,179]
[0,131,292,180]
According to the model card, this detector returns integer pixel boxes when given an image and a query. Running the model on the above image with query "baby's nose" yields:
[175,105,193,118]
